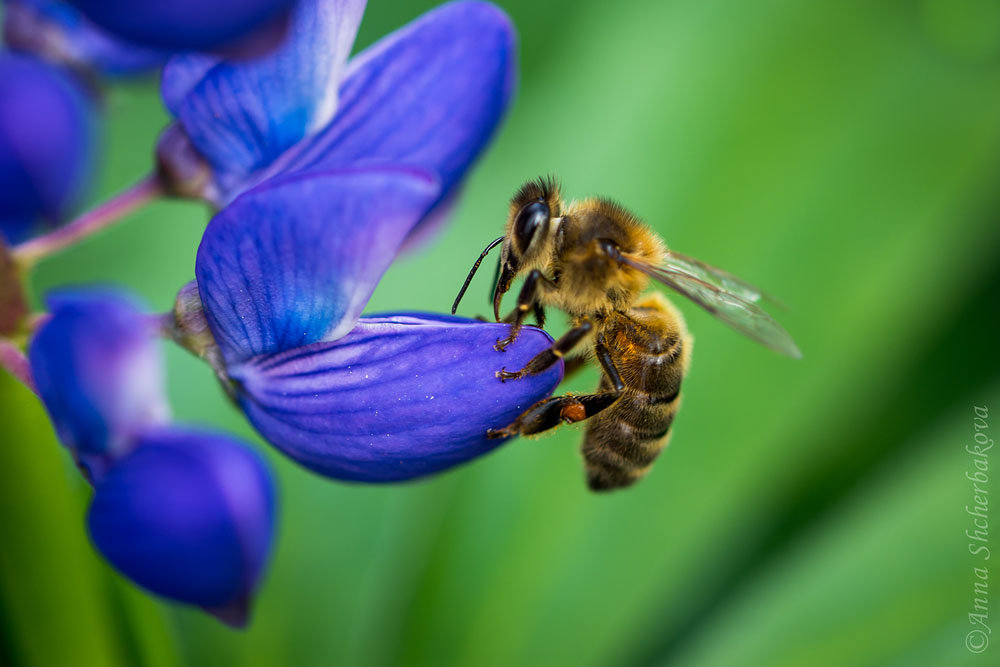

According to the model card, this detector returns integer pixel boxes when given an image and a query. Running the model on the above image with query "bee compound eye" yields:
[514,200,550,254]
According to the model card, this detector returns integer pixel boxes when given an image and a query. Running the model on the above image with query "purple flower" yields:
[29,292,275,625]
[158,0,516,223]
[87,427,275,627]
[28,291,169,478]
[230,313,563,482]
[66,0,296,52]
[0,52,96,242]
[184,167,564,482]
[152,0,554,481]
[3,0,168,76]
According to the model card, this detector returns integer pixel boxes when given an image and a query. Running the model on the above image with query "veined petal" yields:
[28,292,170,479]
[0,52,96,241]
[228,313,564,482]
[161,0,367,201]
[272,1,516,215]
[3,0,167,76]
[87,426,276,627]
[67,0,296,52]
[195,167,440,364]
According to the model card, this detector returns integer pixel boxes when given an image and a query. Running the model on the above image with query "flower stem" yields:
[0,339,36,396]
[13,174,163,268]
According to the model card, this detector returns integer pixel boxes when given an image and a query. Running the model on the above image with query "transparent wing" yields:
[620,251,802,358]
[663,249,787,307]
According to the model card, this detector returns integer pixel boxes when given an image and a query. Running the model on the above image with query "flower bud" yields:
[0,52,96,242]
[28,292,169,480]
[65,0,296,52]
[87,427,276,627]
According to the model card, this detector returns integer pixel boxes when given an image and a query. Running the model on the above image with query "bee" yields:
[452,177,800,492]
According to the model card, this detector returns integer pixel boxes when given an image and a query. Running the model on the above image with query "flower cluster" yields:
[0,0,563,624]
[30,292,275,626]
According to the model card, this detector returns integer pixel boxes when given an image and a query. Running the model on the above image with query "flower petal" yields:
[161,0,367,201]
[3,0,168,76]
[87,426,276,626]
[195,167,440,364]
[28,291,170,478]
[272,1,516,215]
[66,0,296,52]
[227,313,564,482]
[0,52,96,241]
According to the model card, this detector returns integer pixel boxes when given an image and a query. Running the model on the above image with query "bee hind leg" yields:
[486,390,621,439]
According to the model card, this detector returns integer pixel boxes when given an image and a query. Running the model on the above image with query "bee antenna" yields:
[452,236,505,314]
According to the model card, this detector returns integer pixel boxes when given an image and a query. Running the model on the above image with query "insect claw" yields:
[486,427,509,439]
[496,368,524,382]
[494,336,513,352]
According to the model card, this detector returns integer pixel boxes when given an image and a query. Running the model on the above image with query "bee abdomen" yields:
[581,390,680,491]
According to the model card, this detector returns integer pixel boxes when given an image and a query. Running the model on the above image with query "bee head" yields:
[493,177,562,319]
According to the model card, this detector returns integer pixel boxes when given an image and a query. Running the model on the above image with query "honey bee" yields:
[452,177,800,492]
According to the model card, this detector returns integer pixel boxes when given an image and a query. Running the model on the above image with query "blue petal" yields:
[87,426,276,626]
[0,52,96,241]
[161,0,366,202]
[272,1,516,217]
[66,0,296,52]
[4,0,168,76]
[28,291,170,478]
[227,313,564,482]
[196,167,440,364]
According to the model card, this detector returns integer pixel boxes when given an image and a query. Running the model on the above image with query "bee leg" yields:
[487,390,621,439]
[495,269,552,351]
[594,335,625,391]
[533,303,546,328]
[497,320,592,381]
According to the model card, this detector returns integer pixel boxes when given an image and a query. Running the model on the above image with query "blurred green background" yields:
[3,0,1000,665]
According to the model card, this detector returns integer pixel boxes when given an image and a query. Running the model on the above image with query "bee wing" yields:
[662,249,788,307]
[619,252,802,358]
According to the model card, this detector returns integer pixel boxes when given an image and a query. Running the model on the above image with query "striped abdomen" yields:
[582,295,692,491]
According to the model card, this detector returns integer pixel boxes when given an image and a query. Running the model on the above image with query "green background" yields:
[3,0,1000,665]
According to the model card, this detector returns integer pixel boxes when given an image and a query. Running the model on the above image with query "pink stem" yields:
[14,174,163,266]
[0,339,36,396]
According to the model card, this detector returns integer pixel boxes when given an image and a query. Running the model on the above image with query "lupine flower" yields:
[3,0,167,76]
[181,167,564,481]
[158,0,516,224]
[155,1,560,481]
[30,292,276,626]
[66,0,296,53]
[0,52,96,242]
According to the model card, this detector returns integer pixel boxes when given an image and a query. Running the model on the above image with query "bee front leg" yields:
[497,320,593,381]
[487,390,621,439]
[495,269,553,351]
